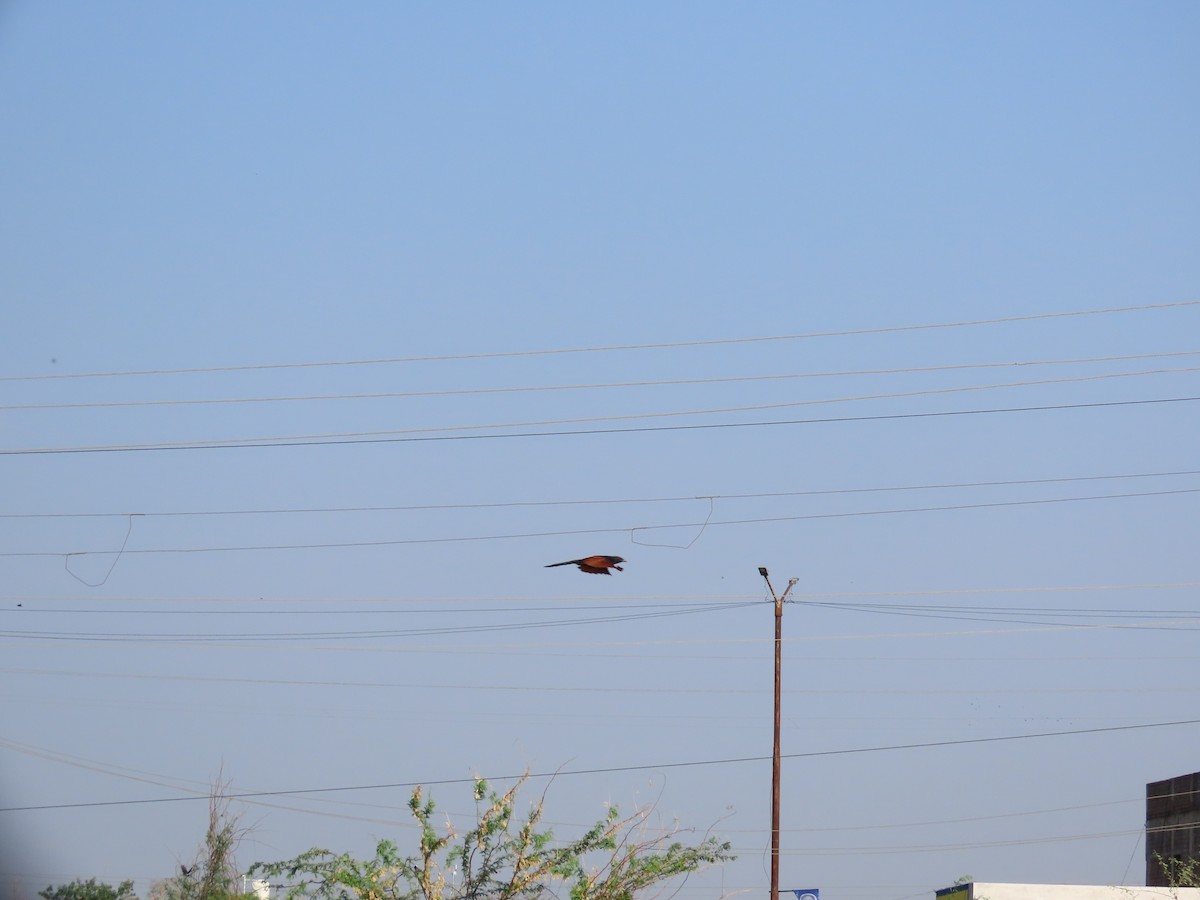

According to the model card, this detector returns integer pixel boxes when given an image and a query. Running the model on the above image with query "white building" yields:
[936,883,1200,900]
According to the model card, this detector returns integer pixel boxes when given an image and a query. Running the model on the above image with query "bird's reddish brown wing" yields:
[580,555,618,568]
[577,563,612,574]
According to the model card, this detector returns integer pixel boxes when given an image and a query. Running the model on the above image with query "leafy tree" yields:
[250,775,733,900]
[1154,851,1200,890]
[39,879,136,900]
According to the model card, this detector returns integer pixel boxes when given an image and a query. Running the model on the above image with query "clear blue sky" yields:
[2,3,1198,899]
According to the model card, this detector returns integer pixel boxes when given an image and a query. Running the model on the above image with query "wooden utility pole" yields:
[759,567,797,900]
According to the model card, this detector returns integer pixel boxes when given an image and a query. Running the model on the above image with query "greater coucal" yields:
[545,555,625,575]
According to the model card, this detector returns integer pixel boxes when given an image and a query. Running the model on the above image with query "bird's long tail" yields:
[544,560,578,568]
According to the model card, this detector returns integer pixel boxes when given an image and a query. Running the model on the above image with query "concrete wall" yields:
[936,883,1200,900]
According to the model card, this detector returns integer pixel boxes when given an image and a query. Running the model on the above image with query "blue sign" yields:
[791,891,819,900]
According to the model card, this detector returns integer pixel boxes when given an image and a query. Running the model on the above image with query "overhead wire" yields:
[4,734,1191,843]
[3,589,1198,644]
[3,716,1197,812]
[9,614,1200,657]
[759,827,1148,855]
[2,665,1196,695]
[9,613,1189,649]
[5,395,1198,455]
[0,593,762,605]
[0,736,429,830]
[3,484,1196,559]
[2,579,1195,606]
[0,599,749,615]
[8,603,1199,619]
[0,620,1188,652]
[2,466,1196,519]
[0,737,1156,833]
[4,597,1199,623]
[742,797,1145,834]
[3,299,1196,382]
[5,350,1197,411]
[0,599,762,643]
[811,601,1200,618]
[754,820,1199,855]
[10,366,1200,451]
[804,601,1200,632]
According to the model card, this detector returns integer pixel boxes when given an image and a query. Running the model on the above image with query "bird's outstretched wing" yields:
[545,555,625,574]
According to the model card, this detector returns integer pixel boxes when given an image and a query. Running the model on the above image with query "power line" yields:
[760,827,1148,855]
[5,669,1196,700]
[1,666,771,692]
[743,798,1144,835]
[3,468,1196,520]
[3,717,1197,813]
[4,665,1196,693]
[3,580,1195,606]
[4,734,1193,845]
[6,351,1197,411]
[814,601,1200,618]
[7,367,1199,456]
[0,599,748,615]
[4,395,1197,456]
[0,735,432,831]
[809,601,1200,632]
[758,820,1200,855]
[0,618,1181,652]
[5,299,1196,382]
[4,485,1195,559]
[0,593,760,605]
[0,601,761,642]
[8,601,1198,619]
[790,581,1200,601]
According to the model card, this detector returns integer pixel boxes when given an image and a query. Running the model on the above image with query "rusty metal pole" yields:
[759,567,797,900]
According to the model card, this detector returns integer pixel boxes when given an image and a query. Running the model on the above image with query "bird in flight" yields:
[545,555,625,575]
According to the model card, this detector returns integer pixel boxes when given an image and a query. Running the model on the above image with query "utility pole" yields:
[759,566,797,900]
